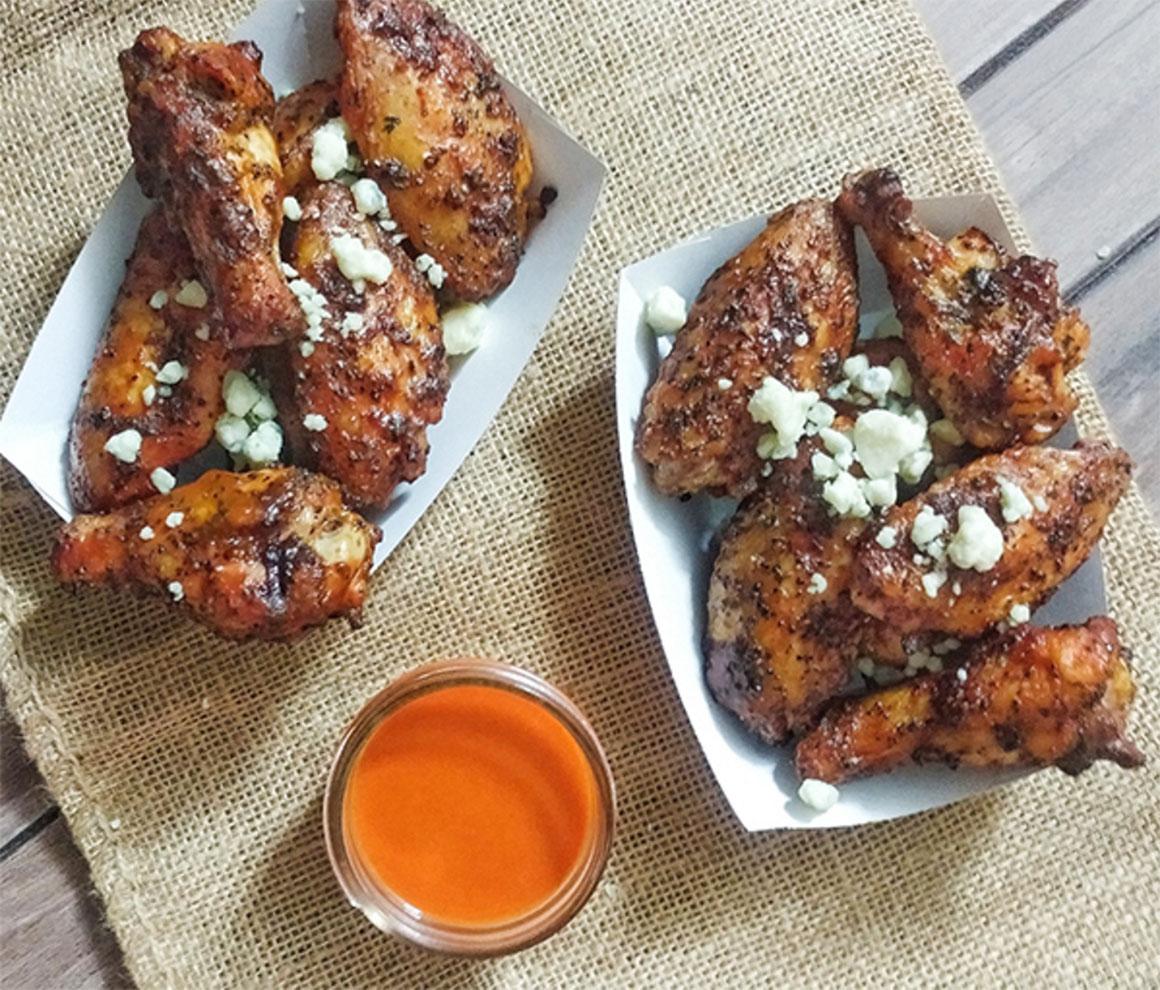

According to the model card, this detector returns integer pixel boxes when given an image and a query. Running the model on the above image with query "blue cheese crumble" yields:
[104,428,142,463]
[330,234,393,285]
[174,280,207,308]
[997,476,1034,522]
[644,286,687,335]
[798,778,839,812]
[442,303,488,355]
[151,467,176,494]
[947,505,1004,571]
[303,413,328,432]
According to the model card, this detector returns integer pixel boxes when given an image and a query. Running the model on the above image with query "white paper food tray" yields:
[0,0,605,573]
[615,195,1104,830]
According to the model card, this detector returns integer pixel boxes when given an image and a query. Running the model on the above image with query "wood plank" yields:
[0,818,132,989]
[965,0,1160,289]
[1071,238,1160,509]
[916,0,1062,82]
[0,698,53,845]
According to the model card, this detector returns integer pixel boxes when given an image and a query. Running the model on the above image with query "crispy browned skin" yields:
[272,78,341,198]
[68,209,243,512]
[837,168,1088,449]
[706,464,867,744]
[51,467,380,640]
[269,184,448,508]
[795,618,1143,783]
[120,27,302,348]
[852,442,1131,637]
[336,0,534,300]
[636,200,859,499]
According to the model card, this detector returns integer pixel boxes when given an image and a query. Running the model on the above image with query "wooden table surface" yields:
[2,1,1158,986]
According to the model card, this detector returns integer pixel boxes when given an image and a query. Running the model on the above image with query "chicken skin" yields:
[795,618,1144,784]
[268,183,448,508]
[52,467,380,640]
[706,464,867,744]
[120,27,302,348]
[68,209,243,512]
[336,0,534,300]
[837,168,1088,449]
[636,200,859,499]
[272,78,342,199]
[852,442,1131,638]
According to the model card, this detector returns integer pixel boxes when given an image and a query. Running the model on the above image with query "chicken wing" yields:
[52,467,380,640]
[268,183,448,508]
[68,208,243,513]
[120,27,302,348]
[852,442,1131,638]
[706,463,867,744]
[636,200,859,499]
[335,0,534,300]
[837,168,1088,449]
[795,617,1144,784]
[272,78,342,199]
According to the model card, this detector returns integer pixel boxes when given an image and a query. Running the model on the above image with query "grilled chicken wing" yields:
[336,0,534,300]
[837,168,1088,449]
[120,27,302,348]
[52,467,380,640]
[268,183,448,508]
[636,200,859,499]
[706,464,867,744]
[68,209,242,512]
[852,442,1131,638]
[272,78,342,199]
[795,618,1144,784]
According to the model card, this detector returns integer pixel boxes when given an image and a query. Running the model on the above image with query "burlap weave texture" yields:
[1,1,1157,987]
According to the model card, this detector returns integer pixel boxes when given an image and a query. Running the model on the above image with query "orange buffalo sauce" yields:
[344,683,600,927]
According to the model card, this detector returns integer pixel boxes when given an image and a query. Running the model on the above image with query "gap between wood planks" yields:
[1066,215,1160,304]
[0,807,59,864]
[960,0,1092,96]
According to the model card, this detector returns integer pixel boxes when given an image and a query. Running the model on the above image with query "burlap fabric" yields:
[1,0,1157,986]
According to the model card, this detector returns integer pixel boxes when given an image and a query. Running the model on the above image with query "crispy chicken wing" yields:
[52,467,380,640]
[120,27,302,348]
[852,442,1131,638]
[636,200,859,499]
[268,183,448,508]
[706,464,867,744]
[272,78,342,199]
[795,618,1144,783]
[68,209,243,512]
[336,0,534,300]
[837,168,1088,449]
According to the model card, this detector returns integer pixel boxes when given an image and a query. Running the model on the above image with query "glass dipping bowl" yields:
[323,658,616,956]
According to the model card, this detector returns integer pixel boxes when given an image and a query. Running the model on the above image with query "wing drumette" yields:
[52,467,380,640]
[795,618,1144,784]
[837,168,1088,449]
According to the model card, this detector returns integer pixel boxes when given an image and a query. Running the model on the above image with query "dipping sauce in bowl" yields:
[324,659,615,955]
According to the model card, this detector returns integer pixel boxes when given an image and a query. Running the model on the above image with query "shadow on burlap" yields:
[1,0,1157,987]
